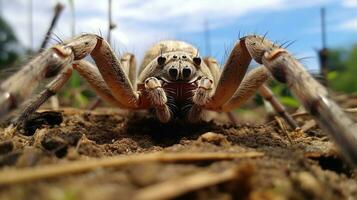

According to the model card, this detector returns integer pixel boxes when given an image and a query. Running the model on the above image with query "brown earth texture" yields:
[0,108,356,200]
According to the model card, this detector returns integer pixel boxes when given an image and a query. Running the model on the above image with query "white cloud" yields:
[1,0,333,63]
[342,0,357,7]
[339,18,357,31]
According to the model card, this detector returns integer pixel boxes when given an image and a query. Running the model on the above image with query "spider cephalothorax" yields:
[143,53,208,119]
[136,41,220,122]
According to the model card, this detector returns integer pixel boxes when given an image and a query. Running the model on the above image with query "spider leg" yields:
[188,76,214,122]
[121,53,137,90]
[219,66,269,112]
[205,38,252,108]
[87,52,137,110]
[144,77,171,123]
[73,60,127,107]
[262,47,357,165]
[202,35,278,110]
[258,84,299,129]
[2,34,151,122]
[69,34,144,108]
[218,65,298,129]
[35,34,147,109]
[203,57,220,84]
[13,65,73,126]
[192,36,298,127]
[14,59,137,126]
[0,47,74,119]
[204,56,239,124]
[186,57,219,122]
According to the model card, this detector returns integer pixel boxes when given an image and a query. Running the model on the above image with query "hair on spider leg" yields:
[48,36,61,45]
[251,30,259,38]
[278,40,290,49]
[235,31,241,42]
[111,39,120,56]
[159,44,165,57]
[195,46,200,57]
[0,65,25,80]
[117,45,125,59]
[221,43,231,66]
[46,35,64,49]
[119,41,132,58]
[261,31,269,43]
[237,30,241,39]
[307,69,321,75]
[97,29,103,38]
[281,40,297,49]
[297,56,315,62]
[272,40,281,48]
[52,32,64,44]
[286,53,315,66]
[210,51,221,64]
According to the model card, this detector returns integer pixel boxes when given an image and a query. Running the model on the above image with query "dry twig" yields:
[345,107,357,113]
[301,119,317,132]
[275,116,293,144]
[290,107,357,120]
[0,151,263,185]
[134,164,253,200]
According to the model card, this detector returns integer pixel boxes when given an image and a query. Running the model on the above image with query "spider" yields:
[0,34,356,165]
[0,34,285,123]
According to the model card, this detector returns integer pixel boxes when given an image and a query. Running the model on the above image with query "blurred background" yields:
[0,0,356,121]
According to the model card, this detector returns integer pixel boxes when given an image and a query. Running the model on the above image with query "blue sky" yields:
[1,0,357,72]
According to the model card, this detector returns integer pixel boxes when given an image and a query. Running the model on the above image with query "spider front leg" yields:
[262,47,357,165]
[143,77,171,122]
[14,65,73,125]
[0,46,74,119]
[202,35,276,111]
[189,35,297,127]
[9,34,151,124]
[73,60,128,107]
[14,59,134,126]
[186,77,214,122]
[81,34,145,108]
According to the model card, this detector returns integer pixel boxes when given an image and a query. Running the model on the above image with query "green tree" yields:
[328,45,357,93]
[0,16,19,69]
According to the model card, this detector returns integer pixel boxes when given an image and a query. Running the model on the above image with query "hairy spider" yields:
[0,34,281,123]
[0,34,356,165]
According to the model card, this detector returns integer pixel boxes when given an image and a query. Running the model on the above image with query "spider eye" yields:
[157,56,166,65]
[193,57,201,66]
[182,67,191,78]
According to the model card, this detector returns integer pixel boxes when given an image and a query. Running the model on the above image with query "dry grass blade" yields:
[134,164,253,200]
[301,119,317,132]
[345,107,357,113]
[0,151,263,185]
[275,116,293,144]
[291,112,310,118]
[291,107,357,118]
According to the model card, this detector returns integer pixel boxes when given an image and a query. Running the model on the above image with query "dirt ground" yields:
[0,108,356,200]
